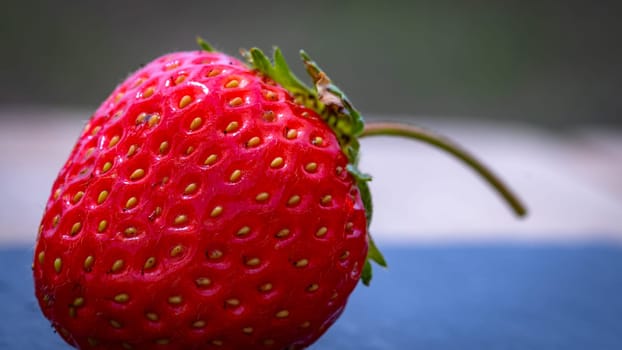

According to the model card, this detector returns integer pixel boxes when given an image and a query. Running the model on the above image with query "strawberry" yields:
[33,38,525,350]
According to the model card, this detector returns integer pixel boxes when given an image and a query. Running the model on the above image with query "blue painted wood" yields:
[2,245,621,349]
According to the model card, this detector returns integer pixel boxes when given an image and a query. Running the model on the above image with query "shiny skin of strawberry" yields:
[33,51,368,349]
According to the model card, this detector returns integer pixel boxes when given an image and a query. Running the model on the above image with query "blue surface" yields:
[2,244,621,349]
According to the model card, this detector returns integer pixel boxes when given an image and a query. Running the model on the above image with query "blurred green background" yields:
[1,0,620,125]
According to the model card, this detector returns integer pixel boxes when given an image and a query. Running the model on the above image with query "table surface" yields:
[2,244,622,350]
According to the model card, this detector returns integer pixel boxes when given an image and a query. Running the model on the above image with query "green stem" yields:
[360,122,527,217]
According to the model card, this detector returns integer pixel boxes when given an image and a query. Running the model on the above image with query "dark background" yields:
[2,0,621,126]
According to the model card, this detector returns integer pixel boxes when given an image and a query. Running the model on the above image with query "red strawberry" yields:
[33,39,525,350]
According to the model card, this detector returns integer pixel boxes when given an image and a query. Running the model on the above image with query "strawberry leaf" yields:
[346,164,372,223]
[248,47,366,165]
[361,237,387,286]
[361,260,373,286]
[367,234,387,267]
[196,37,215,52]
[346,164,372,182]
[300,50,365,164]
[248,47,315,104]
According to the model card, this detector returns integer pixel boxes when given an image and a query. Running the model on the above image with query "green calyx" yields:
[197,37,386,286]
[197,37,215,52]
[246,47,365,165]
